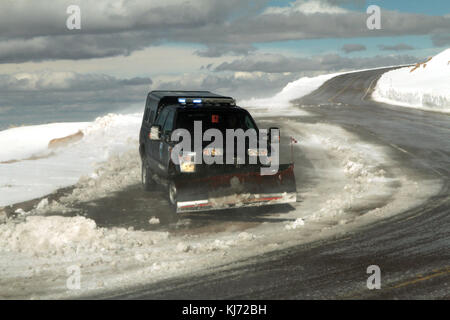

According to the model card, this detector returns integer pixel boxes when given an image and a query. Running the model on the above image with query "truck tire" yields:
[141,160,153,191]
[168,181,177,209]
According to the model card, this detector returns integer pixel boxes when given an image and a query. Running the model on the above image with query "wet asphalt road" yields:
[96,68,450,299]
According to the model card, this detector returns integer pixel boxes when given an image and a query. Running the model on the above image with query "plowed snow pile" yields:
[0,113,141,206]
[241,73,341,111]
[0,123,88,163]
[373,48,450,113]
[0,216,167,255]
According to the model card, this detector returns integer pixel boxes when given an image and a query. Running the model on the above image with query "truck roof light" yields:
[177,97,235,107]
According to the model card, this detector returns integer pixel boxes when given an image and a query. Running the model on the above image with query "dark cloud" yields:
[200,64,214,70]
[0,73,151,92]
[0,0,261,38]
[341,43,367,53]
[120,77,153,86]
[432,33,450,46]
[226,10,450,44]
[0,33,159,64]
[215,53,419,73]
[0,1,449,63]
[378,44,415,51]
[0,0,268,62]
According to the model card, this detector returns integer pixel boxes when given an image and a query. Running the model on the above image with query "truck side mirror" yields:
[149,125,161,140]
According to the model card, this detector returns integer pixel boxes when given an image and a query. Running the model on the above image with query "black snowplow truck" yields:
[139,91,296,213]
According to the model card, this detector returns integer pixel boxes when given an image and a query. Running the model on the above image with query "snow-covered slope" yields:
[0,123,88,163]
[0,113,141,206]
[241,72,341,109]
[240,66,400,116]
[373,49,450,113]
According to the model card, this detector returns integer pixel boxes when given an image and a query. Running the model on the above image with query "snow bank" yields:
[6,147,141,215]
[240,67,393,117]
[241,73,341,109]
[0,113,142,207]
[373,48,450,113]
[0,122,88,163]
[0,215,168,256]
[238,72,345,118]
[60,149,141,205]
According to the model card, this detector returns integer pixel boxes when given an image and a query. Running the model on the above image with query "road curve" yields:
[97,68,450,299]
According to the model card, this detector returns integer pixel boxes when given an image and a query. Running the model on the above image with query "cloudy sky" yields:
[1,0,449,128]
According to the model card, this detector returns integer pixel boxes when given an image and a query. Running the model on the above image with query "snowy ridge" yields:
[0,122,89,163]
[240,66,401,117]
[373,48,450,113]
[238,73,341,118]
[0,113,142,206]
[240,72,341,109]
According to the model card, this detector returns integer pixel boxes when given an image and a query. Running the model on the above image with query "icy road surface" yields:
[0,68,448,299]
[110,67,449,299]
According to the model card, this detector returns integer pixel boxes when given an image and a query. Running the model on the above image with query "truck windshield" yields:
[176,110,257,133]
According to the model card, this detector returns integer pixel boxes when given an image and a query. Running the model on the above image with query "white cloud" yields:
[263,0,348,15]
[11,72,76,90]
[215,52,420,73]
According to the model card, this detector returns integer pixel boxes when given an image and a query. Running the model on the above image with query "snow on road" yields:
[0,119,438,299]
[373,48,450,113]
[0,71,441,299]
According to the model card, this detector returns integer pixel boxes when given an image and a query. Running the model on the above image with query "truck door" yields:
[149,107,170,171]
[141,108,152,154]
[159,108,176,176]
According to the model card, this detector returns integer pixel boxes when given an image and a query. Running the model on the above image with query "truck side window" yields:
[244,115,256,130]
[149,111,155,124]
[163,109,175,133]
[155,108,169,127]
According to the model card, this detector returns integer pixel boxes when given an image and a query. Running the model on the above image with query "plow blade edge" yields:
[174,164,297,213]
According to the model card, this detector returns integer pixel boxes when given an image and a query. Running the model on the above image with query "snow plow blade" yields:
[174,164,296,213]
